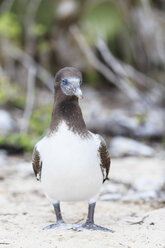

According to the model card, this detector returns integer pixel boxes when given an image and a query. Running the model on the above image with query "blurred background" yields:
[0,0,165,154]
[0,1,165,244]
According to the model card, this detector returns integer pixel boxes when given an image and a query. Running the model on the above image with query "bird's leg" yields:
[53,202,64,223]
[74,202,114,232]
[43,202,72,230]
[86,202,95,225]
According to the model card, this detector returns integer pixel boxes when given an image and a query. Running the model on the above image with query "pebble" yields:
[110,136,155,157]
[0,110,15,134]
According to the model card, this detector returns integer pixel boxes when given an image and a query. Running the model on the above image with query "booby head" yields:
[55,67,83,99]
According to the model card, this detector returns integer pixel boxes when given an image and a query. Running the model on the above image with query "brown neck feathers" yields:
[49,87,88,138]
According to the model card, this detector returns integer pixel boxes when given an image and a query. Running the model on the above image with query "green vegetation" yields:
[0,132,39,152]
[29,105,52,135]
[0,104,52,152]
[0,0,164,152]
[82,1,123,42]
[0,12,21,39]
[0,77,25,107]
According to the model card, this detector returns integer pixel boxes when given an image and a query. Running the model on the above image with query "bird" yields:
[32,67,112,232]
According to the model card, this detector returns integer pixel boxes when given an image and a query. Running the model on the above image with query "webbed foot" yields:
[43,220,73,230]
[73,223,114,232]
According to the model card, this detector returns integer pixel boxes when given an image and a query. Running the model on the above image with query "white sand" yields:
[0,156,164,248]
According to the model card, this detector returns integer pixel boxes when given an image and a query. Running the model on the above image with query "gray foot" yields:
[43,221,73,230]
[73,223,114,232]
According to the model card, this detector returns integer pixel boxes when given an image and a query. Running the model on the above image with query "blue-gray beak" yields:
[61,78,83,99]
[72,86,83,99]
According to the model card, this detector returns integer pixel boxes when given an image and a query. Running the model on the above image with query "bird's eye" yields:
[80,79,82,84]
[62,78,68,85]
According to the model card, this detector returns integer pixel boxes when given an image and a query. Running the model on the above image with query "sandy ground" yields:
[0,155,165,248]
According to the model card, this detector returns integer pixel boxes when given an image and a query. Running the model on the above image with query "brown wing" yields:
[32,147,42,181]
[98,136,111,182]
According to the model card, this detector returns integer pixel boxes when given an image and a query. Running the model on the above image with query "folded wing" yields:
[32,147,42,181]
[98,136,111,182]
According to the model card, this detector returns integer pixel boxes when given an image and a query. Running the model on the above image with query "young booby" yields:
[32,67,112,232]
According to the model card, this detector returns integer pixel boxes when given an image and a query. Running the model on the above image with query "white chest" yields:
[36,122,103,202]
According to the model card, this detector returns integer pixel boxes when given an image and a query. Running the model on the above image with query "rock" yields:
[82,86,165,139]
[134,177,164,192]
[107,114,138,136]
[0,151,7,167]
[91,111,165,139]
[135,109,165,139]
[110,136,155,157]
[86,107,165,140]
[122,190,158,201]
[101,157,165,202]
[135,123,162,139]
[89,114,136,137]
[100,192,122,201]
[0,110,15,134]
